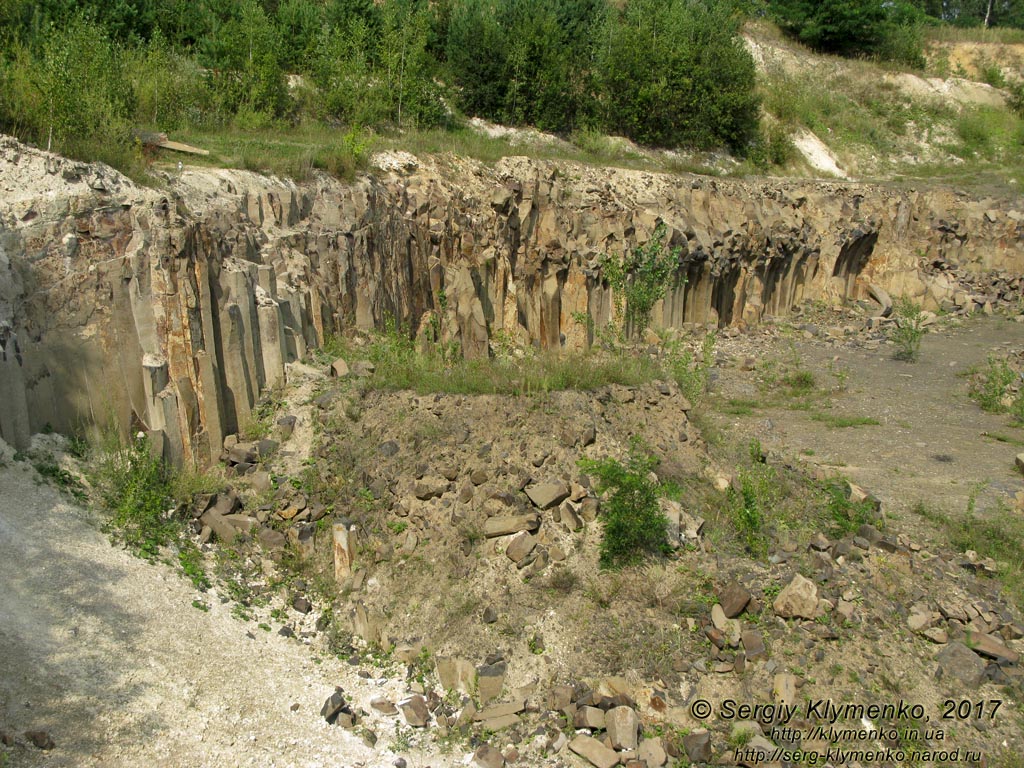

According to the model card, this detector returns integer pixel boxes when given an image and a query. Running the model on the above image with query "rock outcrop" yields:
[1,136,1022,462]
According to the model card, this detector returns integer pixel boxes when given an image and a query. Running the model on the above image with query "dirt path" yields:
[709,316,1024,538]
[0,439,456,768]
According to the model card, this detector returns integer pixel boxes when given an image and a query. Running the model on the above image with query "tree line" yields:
[0,0,1021,170]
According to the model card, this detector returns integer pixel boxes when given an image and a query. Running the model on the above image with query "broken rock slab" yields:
[606,705,640,751]
[569,734,619,768]
[525,481,570,509]
[484,514,540,538]
[398,695,430,727]
[936,641,988,688]
[965,631,1020,663]
[773,574,819,620]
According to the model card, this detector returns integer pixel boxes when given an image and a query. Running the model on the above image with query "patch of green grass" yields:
[810,412,881,428]
[665,332,716,404]
[720,398,761,415]
[321,323,665,396]
[925,26,1024,45]
[781,369,817,395]
[578,441,672,568]
[821,480,880,535]
[969,356,1019,412]
[981,431,1024,447]
[178,541,211,591]
[90,437,179,559]
[31,454,88,502]
[913,499,1024,608]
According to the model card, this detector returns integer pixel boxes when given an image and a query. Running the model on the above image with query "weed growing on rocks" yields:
[969,355,1021,414]
[666,331,716,403]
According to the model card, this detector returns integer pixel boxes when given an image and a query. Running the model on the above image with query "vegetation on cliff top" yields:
[1,0,1023,181]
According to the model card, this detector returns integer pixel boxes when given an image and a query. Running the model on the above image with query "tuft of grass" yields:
[968,356,1019,412]
[90,436,179,558]
[821,480,880,535]
[913,498,1024,608]
[980,431,1024,447]
[720,398,761,415]
[810,412,881,428]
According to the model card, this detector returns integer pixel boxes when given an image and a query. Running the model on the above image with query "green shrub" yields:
[0,16,134,159]
[822,480,879,534]
[597,0,760,150]
[1008,82,1024,118]
[769,0,925,67]
[889,296,927,362]
[578,444,671,568]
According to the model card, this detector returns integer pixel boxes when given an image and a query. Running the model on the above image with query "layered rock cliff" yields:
[1,136,1022,463]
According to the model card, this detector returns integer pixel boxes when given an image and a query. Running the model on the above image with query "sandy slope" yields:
[0,438,456,768]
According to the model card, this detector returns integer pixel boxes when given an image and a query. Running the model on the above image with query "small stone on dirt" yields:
[773,574,819,620]
[25,730,55,750]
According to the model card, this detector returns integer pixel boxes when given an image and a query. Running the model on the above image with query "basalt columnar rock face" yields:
[1,136,1022,462]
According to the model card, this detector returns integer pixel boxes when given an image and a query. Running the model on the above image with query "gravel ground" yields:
[0,438,459,768]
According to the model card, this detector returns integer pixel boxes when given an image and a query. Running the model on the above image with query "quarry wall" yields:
[2,137,1022,463]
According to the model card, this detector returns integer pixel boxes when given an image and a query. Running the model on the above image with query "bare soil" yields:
[708,315,1024,529]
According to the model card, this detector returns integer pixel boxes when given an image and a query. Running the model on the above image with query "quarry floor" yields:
[2,315,1024,767]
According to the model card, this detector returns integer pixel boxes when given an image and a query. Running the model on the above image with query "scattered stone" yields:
[742,630,767,661]
[484,514,540,538]
[569,734,619,768]
[574,706,606,730]
[547,684,574,711]
[477,661,506,703]
[936,642,988,688]
[525,481,570,510]
[482,606,498,624]
[923,628,949,644]
[276,415,297,440]
[398,695,430,727]
[966,631,1020,663]
[321,689,347,723]
[682,731,712,763]
[292,596,312,614]
[605,706,640,750]
[773,673,798,706]
[414,477,448,500]
[638,737,667,767]
[473,744,506,768]
[379,440,400,457]
[773,574,819,620]
[25,730,54,750]
[371,696,398,715]
[718,580,751,618]
[505,531,537,563]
